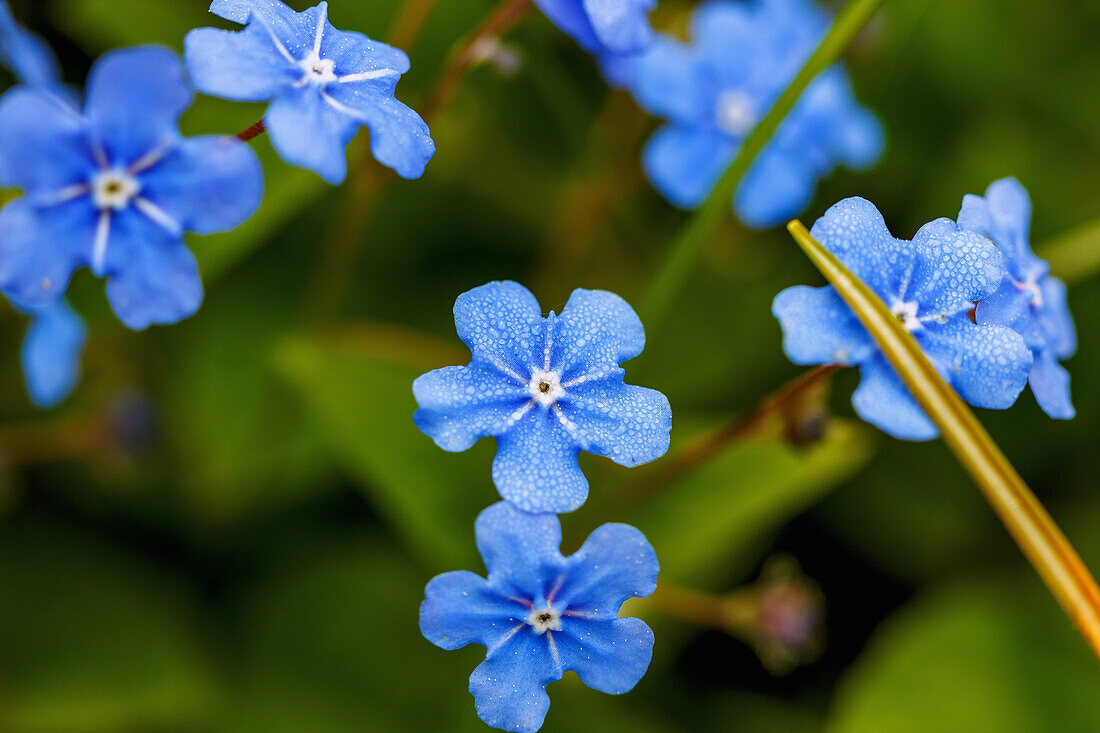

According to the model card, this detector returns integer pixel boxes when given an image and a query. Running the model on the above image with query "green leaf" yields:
[0,522,216,732]
[829,578,1100,733]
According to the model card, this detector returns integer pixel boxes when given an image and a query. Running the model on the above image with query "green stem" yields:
[639,0,885,327]
[787,220,1100,663]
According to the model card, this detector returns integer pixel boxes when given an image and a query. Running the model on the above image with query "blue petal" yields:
[809,197,914,299]
[557,523,658,614]
[735,145,817,228]
[643,124,734,208]
[558,617,654,694]
[420,570,526,651]
[20,298,85,408]
[1029,349,1074,420]
[325,83,435,180]
[474,502,565,600]
[319,14,411,75]
[184,25,296,102]
[559,382,671,468]
[533,0,601,52]
[491,410,587,514]
[958,178,1034,272]
[922,318,1031,410]
[83,46,192,166]
[1037,275,1076,358]
[553,288,645,375]
[0,0,61,88]
[907,218,1005,313]
[102,209,203,330]
[838,104,885,170]
[210,0,314,53]
[0,87,91,191]
[412,364,529,452]
[469,630,557,733]
[265,85,358,184]
[851,355,937,441]
[454,281,544,377]
[582,0,654,55]
[772,285,875,366]
[974,279,1035,345]
[139,135,264,234]
[627,36,711,122]
[0,198,93,306]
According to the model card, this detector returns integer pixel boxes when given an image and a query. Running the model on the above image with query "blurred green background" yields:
[1,0,1099,730]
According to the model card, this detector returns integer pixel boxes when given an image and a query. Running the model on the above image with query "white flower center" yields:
[526,606,562,634]
[301,54,337,86]
[92,169,140,210]
[891,300,922,332]
[528,369,564,407]
[716,89,757,137]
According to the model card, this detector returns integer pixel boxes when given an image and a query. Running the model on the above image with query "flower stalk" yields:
[787,219,1100,662]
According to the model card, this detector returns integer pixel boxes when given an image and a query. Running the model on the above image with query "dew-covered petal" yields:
[139,135,264,235]
[0,87,91,191]
[552,288,645,376]
[184,25,296,102]
[210,0,315,54]
[1036,275,1076,358]
[0,198,93,306]
[265,85,359,184]
[412,364,530,452]
[84,46,192,166]
[558,382,670,468]
[772,285,875,367]
[474,502,566,602]
[582,0,654,55]
[974,280,1036,346]
[922,318,1031,410]
[1029,348,1074,420]
[809,197,914,298]
[102,209,203,330]
[907,217,1004,313]
[533,0,601,53]
[851,355,937,441]
[325,83,435,180]
[556,523,657,613]
[643,124,734,208]
[958,178,1036,275]
[420,570,526,651]
[628,36,711,122]
[491,410,588,514]
[469,630,558,733]
[20,298,85,408]
[557,617,654,694]
[454,281,544,376]
[735,145,817,229]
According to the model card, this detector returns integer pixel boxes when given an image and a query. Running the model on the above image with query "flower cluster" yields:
[612,0,883,228]
[416,282,669,731]
[771,184,1072,441]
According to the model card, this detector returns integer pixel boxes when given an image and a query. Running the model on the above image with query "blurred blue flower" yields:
[620,0,883,228]
[772,198,1033,440]
[421,501,657,733]
[0,46,263,331]
[413,281,671,514]
[0,0,60,88]
[185,0,435,184]
[959,178,1077,419]
[14,298,86,408]
[536,0,655,56]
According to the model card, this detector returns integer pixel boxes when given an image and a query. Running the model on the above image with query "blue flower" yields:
[772,198,1033,440]
[0,0,60,89]
[421,501,658,733]
[0,46,264,331]
[13,297,86,408]
[535,0,655,56]
[185,0,435,184]
[413,281,671,514]
[619,0,883,228]
[959,178,1077,419]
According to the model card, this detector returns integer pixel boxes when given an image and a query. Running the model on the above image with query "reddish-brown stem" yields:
[236,119,267,142]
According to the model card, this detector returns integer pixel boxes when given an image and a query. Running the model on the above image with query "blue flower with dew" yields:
[619,0,883,228]
[959,178,1076,419]
[535,0,656,57]
[0,46,264,331]
[185,0,435,184]
[772,197,1033,441]
[421,501,658,733]
[413,281,671,514]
